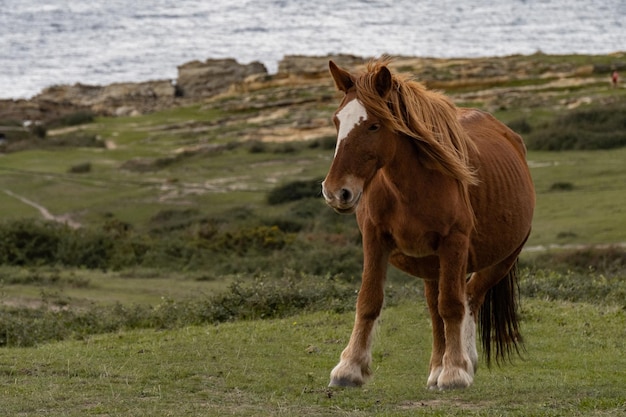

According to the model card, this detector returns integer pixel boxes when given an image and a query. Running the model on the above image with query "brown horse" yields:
[322,58,535,390]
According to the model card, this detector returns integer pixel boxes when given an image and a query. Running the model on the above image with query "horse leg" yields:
[436,233,474,390]
[466,234,528,316]
[466,238,527,365]
[329,238,388,387]
[424,279,446,389]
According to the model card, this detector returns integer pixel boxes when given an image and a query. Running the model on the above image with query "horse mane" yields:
[354,57,479,223]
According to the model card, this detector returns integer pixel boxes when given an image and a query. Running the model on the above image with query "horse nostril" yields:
[339,188,352,203]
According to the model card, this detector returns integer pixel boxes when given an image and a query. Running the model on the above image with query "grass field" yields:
[1,53,626,416]
[3,139,626,248]
[1,299,625,416]
[527,148,626,247]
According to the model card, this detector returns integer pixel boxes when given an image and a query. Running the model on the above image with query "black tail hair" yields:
[479,260,524,366]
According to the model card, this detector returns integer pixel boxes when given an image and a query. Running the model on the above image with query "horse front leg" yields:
[436,233,475,390]
[424,279,446,389]
[329,235,388,387]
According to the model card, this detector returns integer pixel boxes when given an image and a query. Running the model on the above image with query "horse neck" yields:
[376,132,458,206]
[383,133,429,184]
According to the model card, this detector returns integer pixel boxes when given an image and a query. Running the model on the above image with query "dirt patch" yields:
[398,398,495,411]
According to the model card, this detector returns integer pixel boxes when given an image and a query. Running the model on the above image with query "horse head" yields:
[321,60,395,214]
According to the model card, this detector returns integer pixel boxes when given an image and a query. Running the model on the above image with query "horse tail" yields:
[478,259,524,366]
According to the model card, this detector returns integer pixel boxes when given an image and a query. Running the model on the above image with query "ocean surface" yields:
[1,0,624,99]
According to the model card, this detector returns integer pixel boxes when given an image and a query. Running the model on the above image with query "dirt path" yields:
[523,242,626,253]
[3,189,80,228]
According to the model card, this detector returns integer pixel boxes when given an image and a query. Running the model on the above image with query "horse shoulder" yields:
[457,108,527,159]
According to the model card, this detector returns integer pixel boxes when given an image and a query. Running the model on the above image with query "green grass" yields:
[527,148,626,247]
[3,135,626,248]
[1,52,626,415]
[1,53,625,246]
[1,299,624,416]
[0,267,234,308]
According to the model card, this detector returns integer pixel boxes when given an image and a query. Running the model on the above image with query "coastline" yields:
[1,52,625,125]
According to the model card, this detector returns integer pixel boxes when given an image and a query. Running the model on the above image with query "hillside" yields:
[1,52,625,229]
[1,54,626,416]
[0,52,625,308]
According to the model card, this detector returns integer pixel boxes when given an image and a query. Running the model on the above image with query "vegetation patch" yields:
[0,273,357,347]
[528,245,626,274]
[525,103,626,150]
[548,181,574,191]
[267,178,323,205]
[520,269,626,308]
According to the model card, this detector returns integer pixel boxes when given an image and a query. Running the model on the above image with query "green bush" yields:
[247,140,267,153]
[55,111,95,127]
[47,134,105,149]
[0,273,357,347]
[267,178,323,205]
[507,118,532,134]
[207,225,295,254]
[527,246,626,275]
[0,219,64,266]
[520,269,626,308]
[526,105,626,150]
[68,162,92,173]
[0,204,366,279]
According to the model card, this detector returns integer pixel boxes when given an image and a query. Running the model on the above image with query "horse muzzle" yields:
[321,182,362,214]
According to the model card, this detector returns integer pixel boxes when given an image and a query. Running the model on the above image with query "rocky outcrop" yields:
[278,54,366,77]
[2,53,625,126]
[35,80,176,117]
[0,58,268,123]
[0,80,176,123]
[175,58,267,98]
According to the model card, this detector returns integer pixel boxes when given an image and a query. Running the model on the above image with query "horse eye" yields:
[368,123,380,132]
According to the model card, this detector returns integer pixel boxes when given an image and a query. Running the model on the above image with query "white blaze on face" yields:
[334,99,368,156]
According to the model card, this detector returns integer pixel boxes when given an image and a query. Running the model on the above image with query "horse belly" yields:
[389,252,440,280]
[468,141,534,271]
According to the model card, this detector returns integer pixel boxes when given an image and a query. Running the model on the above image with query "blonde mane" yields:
[354,58,479,187]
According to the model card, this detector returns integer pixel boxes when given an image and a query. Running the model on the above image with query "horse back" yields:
[458,108,527,159]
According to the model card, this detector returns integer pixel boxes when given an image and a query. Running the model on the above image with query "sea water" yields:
[0,0,624,99]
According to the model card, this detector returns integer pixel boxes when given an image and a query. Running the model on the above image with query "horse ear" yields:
[374,65,392,98]
[329,60,354,93]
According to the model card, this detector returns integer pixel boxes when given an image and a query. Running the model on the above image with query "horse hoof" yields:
[436,368,472,390]
[328,377,362,388]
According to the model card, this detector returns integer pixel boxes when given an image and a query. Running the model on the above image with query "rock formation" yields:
[175,58,267,98]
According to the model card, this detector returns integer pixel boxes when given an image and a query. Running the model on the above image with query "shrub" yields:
[52,111,95,127]
[549,182,574,191]
[68,162,92,173]
[208,225,295,254]
[30,124,47,139]
[520,269,626,308]
[148,208,205,233]
[267,178,323,205]
[526,104,626,150]
[309,135,337,150]
[0,272,358,347]
[528,246,626,275]
[247,140,267,153]
[507,118,532,134]
[0,219,64,266]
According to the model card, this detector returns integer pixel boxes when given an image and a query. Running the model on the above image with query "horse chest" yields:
[391,226,439,258]
[358,209,439,258]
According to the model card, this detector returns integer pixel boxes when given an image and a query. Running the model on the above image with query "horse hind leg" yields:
[466,247,525,367]
[462,294,479,374]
